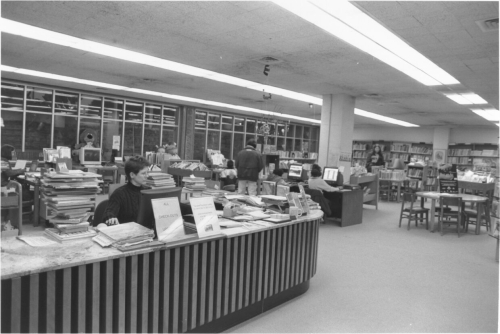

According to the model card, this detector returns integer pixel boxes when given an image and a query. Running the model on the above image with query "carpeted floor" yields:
[227,201,499,333]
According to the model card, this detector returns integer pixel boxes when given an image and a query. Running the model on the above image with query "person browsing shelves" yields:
[103,156,150,226]
[308,168,340,192]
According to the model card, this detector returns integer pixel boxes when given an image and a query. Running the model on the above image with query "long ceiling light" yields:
[469,108,500,121]
[1,65,321,124]
[354,109,419,127]
[445,93,488,105]
[273,1,460,86]
[0,18,322,105]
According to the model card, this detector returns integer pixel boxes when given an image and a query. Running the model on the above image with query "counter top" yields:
[1,210,323,280]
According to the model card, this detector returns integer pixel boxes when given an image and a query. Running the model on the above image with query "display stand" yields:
[407,165,429,191]
[324,189,363,226]
[349,174,379,209]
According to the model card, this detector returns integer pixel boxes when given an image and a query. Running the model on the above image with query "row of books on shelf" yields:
[379,169,405,181]
[145,152,174,165]
[276,151,318,159]
[407,169,423,178]
[352,143,369,150]
[391,144,410,152]
[353,151,368,159]
[392,153,409,161]
[144,172,176,189]
[470,150,498,156]
[409,147,432,154]
[448,149,471,156]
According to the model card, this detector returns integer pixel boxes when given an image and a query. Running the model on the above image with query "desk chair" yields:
[399,192,429,230]
[437,196,463,237]
[463,197,492,233]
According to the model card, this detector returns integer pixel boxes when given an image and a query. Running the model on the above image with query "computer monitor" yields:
[322,166,344,187]
[322,167,339,182]
[136,187,182,237]
[287,164,303,181]
[79,147,102,165]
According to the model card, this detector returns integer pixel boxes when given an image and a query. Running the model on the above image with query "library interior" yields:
[1,1,499,333]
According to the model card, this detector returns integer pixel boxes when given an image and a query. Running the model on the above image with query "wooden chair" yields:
[379,180,391,201]
[463,197,492,233]
[437,196,463,237]
[399,192,429,230]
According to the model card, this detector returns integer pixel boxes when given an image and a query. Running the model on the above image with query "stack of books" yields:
[183,176,206,191]
[93,222,157,251]
[40,171,101,221]
[45,212,96,242]
[201,188,229,200]
[144,172,175,189]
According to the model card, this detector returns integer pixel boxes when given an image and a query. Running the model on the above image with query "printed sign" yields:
[151,197,183,237]
[339,152,352,162]
[189,197,221,237]
[112,136,121,150]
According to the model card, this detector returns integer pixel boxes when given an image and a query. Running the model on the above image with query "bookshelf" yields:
[447,143,498,170]
[351,140,433,167]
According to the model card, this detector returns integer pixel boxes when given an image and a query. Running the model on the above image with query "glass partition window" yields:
[125,101,143,122]
[310,141,318,153]
[268,123,276,136]
[311,127,319,141]
[104,98,123,120]
[294,139,302,151]
[303,140,310,152]
[277,137,285,151]
[221,132,232,159]
[80,95,102,118]
[54,116,78,148]
[145,104,161,124]
[1,83,24,111]
[54,91,78,116]
[207,130,220,150]
[277,123,286,137]
[221,115,233,131]
[123,122,142,156]
[246,119,256,133]
[303,126,310,139]
[195,111,207,129]
[25,113,52,150]
[234,117,244,132]
[286,124,295,138]
[208,114,220,130]
[193,129,206,161]
[233,133,244,159]
[143,124,161,153]
[286,138,293,152]
[1,110,23,149]
[79,117,101,148]
[163,107,177,127]
[245,134,255,146]
[27,87,52,113]
[295,125,303,139]
[162,126,178,146]
[103,120,123,157]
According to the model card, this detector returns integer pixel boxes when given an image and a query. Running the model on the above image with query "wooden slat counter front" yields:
[1,211,322,333]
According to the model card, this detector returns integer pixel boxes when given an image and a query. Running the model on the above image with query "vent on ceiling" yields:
[476,17,499,32]
[255,56,283,64]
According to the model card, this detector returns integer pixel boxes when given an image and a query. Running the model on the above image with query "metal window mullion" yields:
[159,106,164,146]
[77,93,81,147]
[141,103,145,156]
[22,84,27,151]
[50,89,55,148]
[99,97,104,149]
[120,102,125,156]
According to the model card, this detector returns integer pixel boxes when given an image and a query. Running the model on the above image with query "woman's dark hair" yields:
[227,160,234,169]
[1,145,15,160]
[273,168,284,177]
[311,169,322,177]
[312,164,322,172]
[124,156,150,182]
[246,139,257,148]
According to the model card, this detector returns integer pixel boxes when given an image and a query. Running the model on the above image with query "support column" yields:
[432,127,450,164]
[318,94,355,180]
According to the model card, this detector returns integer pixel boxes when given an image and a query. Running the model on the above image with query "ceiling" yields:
[1,1,498,128]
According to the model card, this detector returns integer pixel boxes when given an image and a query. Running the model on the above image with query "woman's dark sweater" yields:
[102,182,143,224]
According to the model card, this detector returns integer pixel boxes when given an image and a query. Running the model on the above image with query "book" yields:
[151,197,183,237]
[98,222,155,243]
[44,228,96,243]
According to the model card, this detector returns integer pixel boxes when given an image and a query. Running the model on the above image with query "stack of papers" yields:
[144,172,176,188]
[93,222,155,250]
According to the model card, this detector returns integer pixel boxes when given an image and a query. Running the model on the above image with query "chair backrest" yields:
[379,180,391,189]
[401,191,416,203]
[92,199,109,226]
[439,195,462,208]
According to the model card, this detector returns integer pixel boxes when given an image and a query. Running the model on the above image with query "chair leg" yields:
[399,212,403,228]
[425,212,429,230]
[457,215,461,238]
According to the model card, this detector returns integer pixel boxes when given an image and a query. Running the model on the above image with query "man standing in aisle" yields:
[235,139,264,195]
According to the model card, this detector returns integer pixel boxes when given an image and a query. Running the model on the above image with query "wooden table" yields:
[1,211,322,333]
[380,178,407,202]
[415,191,489,234]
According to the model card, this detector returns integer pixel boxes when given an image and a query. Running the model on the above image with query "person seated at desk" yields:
[1,145,25,187]
[308,168,340,192]
[103,156,150,226]
[266,168,288,186]
[220,160,237,186]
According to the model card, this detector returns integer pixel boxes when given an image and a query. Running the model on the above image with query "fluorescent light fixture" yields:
[0,18,322,105]
[460,93,488,104]
[1,65,321,124]
[274,1,459,86]
[445,94,473,105]
[354,108,419,127]
[470,108,500,121]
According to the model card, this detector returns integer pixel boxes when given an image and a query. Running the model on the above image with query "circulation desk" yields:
[1,211,322,333]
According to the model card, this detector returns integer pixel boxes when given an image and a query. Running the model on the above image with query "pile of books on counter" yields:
[41,171,101,221]
[201,188,229,200]
[144,172,175,188]
[45,212,96,242]
[183,176,206,191]
[93,222,159,251]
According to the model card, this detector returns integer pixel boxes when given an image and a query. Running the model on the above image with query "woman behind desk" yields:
[103,156,150,226]
[308,168,340,192]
